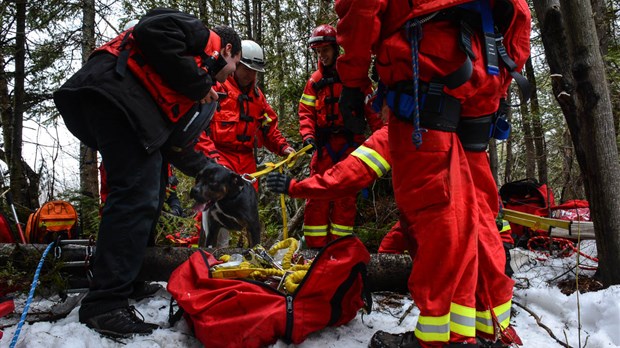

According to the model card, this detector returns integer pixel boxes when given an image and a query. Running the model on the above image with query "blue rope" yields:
[9,242,55,348]
[408,19,425,148]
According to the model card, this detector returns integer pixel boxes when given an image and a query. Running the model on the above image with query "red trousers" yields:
[303,134,357,248]
[389,117,514,346]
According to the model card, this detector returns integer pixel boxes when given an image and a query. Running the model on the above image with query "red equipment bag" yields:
[0,211,15,243]
[167,235,372,348]
[499,178,555,240]
[25,200,78,244]
[0,296,15,340]
[550,199,590,222]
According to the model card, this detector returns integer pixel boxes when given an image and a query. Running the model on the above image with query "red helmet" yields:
[308,24,337,49]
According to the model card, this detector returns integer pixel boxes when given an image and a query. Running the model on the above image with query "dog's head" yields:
[191,159,244,210]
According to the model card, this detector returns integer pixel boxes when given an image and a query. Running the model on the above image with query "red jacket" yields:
[299,64,383,143]
[289,126,389,199]
[196,77,292,159]
[335,0,531,117]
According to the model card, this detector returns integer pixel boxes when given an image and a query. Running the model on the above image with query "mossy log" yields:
[0,243,411,293]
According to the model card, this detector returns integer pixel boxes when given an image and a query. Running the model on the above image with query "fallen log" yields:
[0,243,412,293]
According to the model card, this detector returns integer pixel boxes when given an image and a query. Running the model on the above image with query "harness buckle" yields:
[241,173,257,184]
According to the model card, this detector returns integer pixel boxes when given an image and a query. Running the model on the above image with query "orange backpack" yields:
[25,200,78,243]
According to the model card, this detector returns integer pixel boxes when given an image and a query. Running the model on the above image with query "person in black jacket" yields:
[53,9,241,338]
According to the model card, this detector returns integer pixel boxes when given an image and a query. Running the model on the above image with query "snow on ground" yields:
[1,240,619,348]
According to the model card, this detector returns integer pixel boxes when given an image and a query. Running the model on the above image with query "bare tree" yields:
[533,0,620,285]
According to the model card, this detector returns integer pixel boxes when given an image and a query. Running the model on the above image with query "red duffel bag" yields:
[167,235,372,348]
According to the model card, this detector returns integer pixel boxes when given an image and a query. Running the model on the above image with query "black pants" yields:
[75,96,166,320]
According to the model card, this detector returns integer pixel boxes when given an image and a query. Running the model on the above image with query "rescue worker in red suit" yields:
[266,125,413,254]
[195,39,295,191]
[334,0,531,347]
[266,126,512,258]
[299,24,384,248]
[53,9,241,337]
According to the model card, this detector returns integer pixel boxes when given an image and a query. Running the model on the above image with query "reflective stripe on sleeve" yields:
[351,145,391,177]
[300,94,316,107]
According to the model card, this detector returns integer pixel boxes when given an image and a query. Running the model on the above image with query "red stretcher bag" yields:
[167,235,372,348]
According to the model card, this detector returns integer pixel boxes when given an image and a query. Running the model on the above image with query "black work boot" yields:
[369,331,421,348]
[82,305,159,338]
[129,281,163,301]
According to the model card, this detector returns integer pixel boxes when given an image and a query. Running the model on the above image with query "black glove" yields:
[266,173,292,195]
[339,86,367,134]
[302,138,317,154]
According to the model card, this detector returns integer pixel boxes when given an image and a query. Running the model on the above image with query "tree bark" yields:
[525,58,548,184]
[519,95,536,179]
[10,0,38,218]
[79,0,99,219]
[0,243,412,293]
[534,0,620,286]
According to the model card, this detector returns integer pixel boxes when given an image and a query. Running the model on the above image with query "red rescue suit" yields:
[196,76,292,190]
[335,0,530,346]
[299,63,383,248]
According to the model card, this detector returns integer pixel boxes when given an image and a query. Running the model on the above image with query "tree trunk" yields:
[10,0,38,219]
[0,243,412,293]
[519,96,536,179]
[559,129,584,202]
[76,0,99,236]
[243,0,252,39]
[534,0,620,286]
[198,0,208,23]
[525,58,548,184]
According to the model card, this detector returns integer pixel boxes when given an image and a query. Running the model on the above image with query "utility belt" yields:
[386,80,510,152]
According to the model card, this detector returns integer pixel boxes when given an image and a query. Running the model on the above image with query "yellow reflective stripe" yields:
[476,299,513,334]
[303,225,328,237]
[39,221,75,227]
[300,94,316,107]
[351,145,391,177]
[500,220,511,233]
[331,223,354,236]
[261,112,273,127]
[494,300,512,330]
[475,309,495,334]
[450,302,476,337]
[414,313,450,342]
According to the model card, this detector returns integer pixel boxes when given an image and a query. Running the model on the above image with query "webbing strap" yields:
[406,18,425,148]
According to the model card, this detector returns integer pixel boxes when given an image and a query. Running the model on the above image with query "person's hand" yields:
[283,146,296,156]
[266,173,292,195]
[302,138,316,154]
[339,86,367,134]
[200,88,219,104]
[170,204,184,217]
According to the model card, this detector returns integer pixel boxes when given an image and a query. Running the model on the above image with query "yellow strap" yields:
[246,144,314,179]
[503,208,570,231]
[279,167,288,239]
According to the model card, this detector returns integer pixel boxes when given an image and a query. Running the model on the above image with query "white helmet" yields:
[240,40,266,72]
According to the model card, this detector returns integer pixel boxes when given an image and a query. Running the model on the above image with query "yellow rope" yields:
[284,270,307,293]
[214,238,311,293]
[246,144,313,179]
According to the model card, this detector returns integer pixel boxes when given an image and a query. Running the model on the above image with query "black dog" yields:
[190,159,261,248]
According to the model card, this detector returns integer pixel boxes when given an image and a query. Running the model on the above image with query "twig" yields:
[398,302,416,326]
[513,300,574,348]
